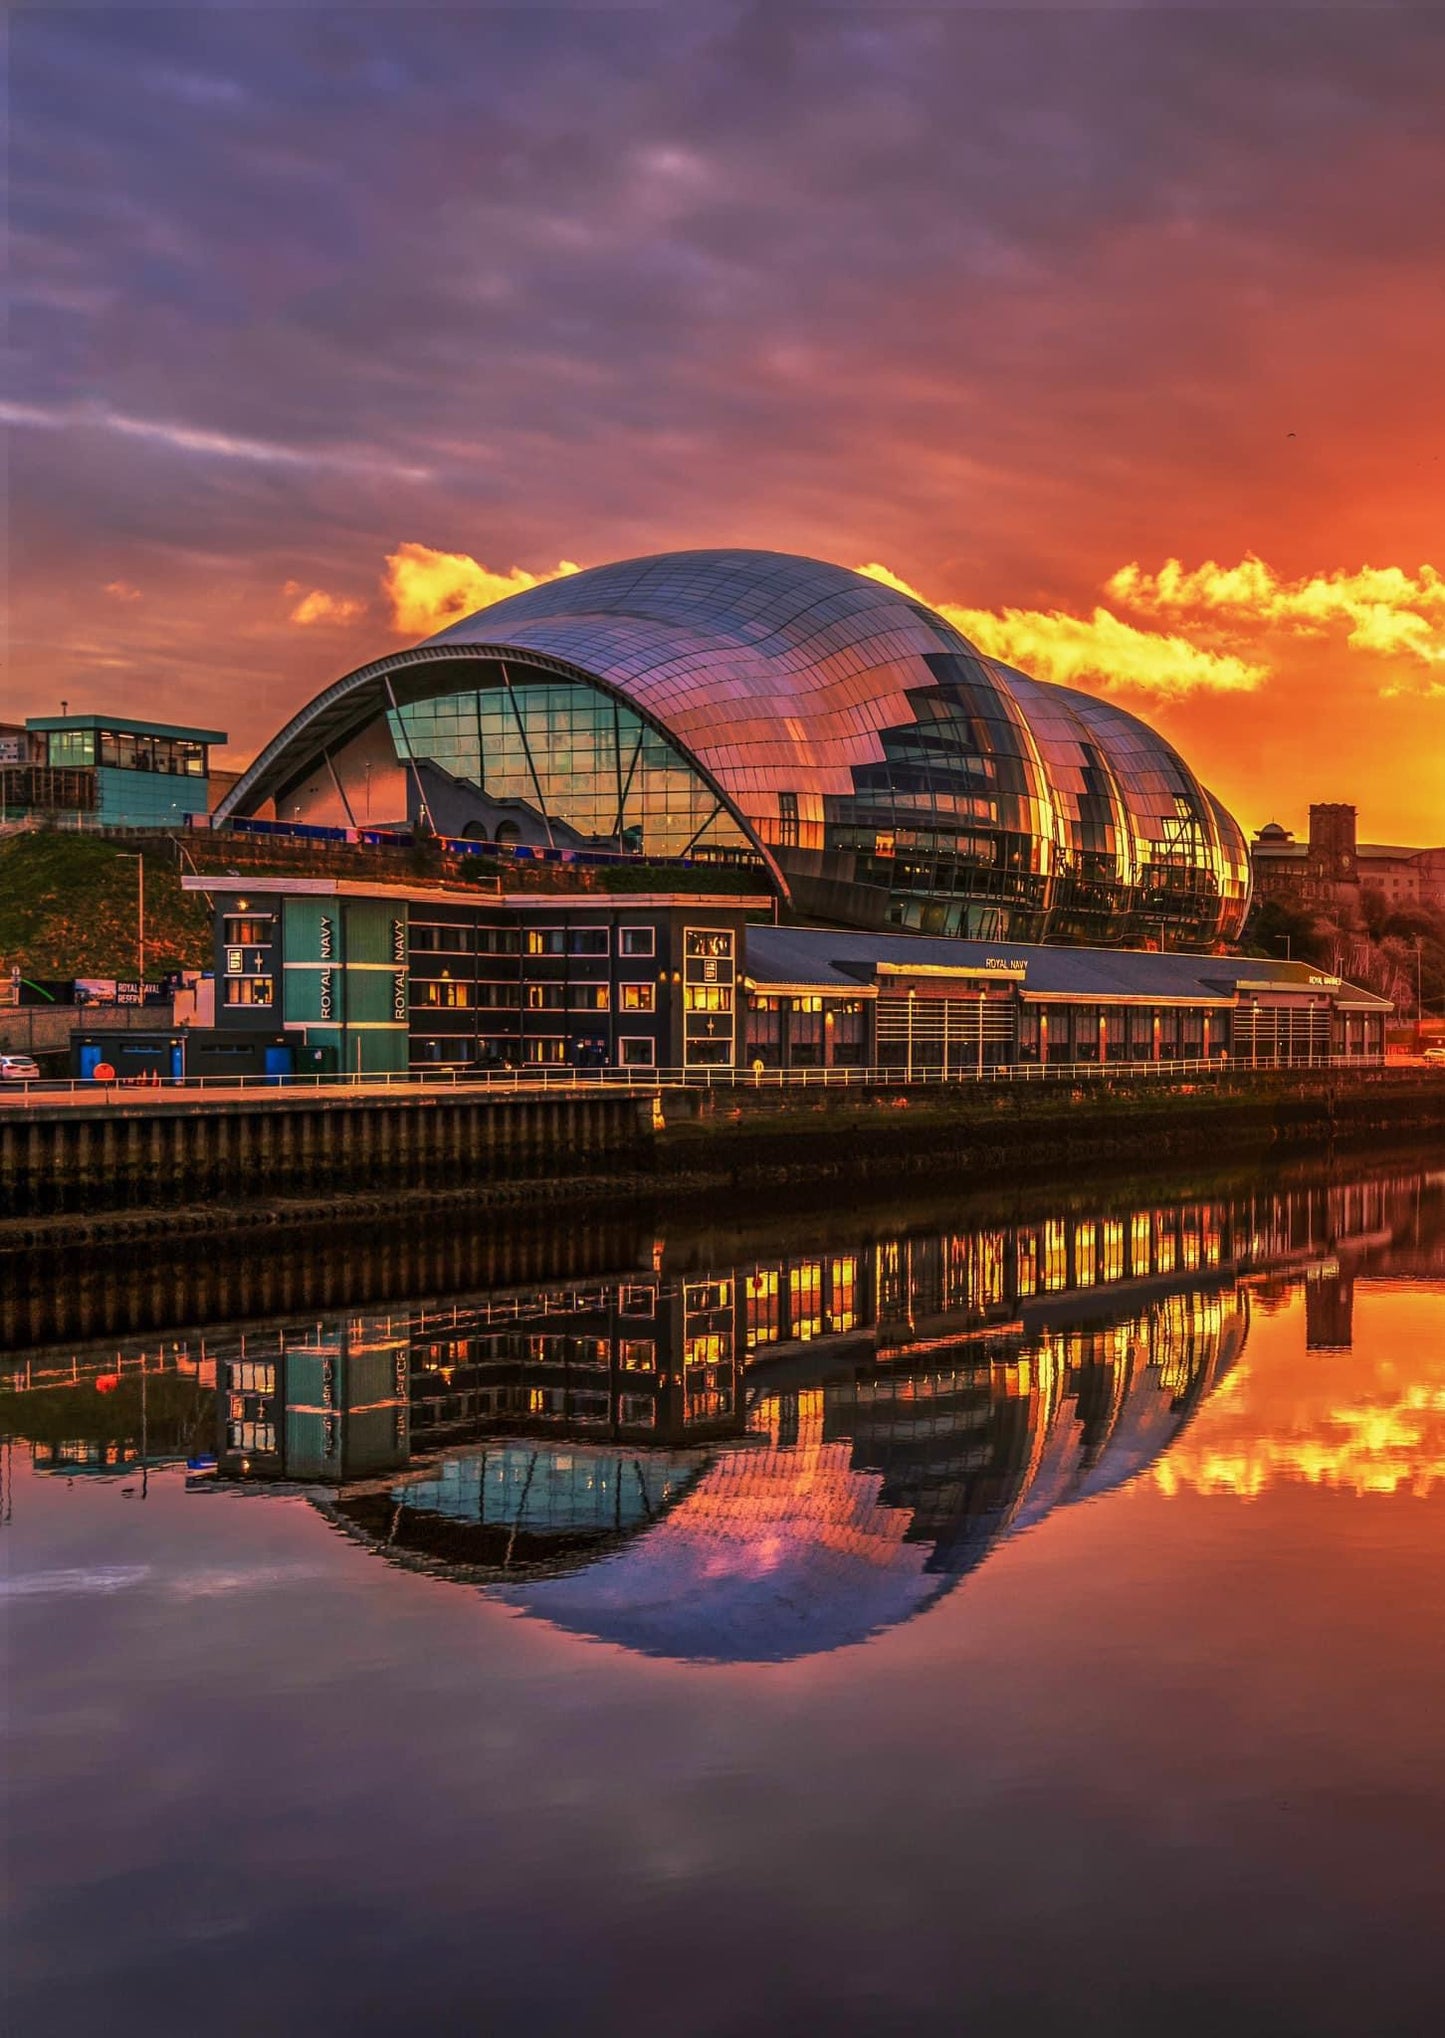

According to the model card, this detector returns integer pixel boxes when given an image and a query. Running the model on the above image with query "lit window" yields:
[223,978,273,1006]
[619,983,655,1012]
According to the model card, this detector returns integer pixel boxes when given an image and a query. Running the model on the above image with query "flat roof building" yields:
[186,875,1388,1076]
[5,713,227,829]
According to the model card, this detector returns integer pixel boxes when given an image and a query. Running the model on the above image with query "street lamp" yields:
[115,851,145,980]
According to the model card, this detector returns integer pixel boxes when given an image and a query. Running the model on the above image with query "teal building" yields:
[24,713,225,827]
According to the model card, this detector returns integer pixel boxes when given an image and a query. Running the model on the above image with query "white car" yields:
[0,1054,41,1082]
[1423,1046,1445,1066]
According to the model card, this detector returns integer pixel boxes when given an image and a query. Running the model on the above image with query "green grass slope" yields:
[0,831,211,979]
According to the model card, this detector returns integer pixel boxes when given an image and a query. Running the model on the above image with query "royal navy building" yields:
[190,876,1388,1075]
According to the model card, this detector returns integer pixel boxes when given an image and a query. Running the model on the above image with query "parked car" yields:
[1423,1046,1445,1066]
[0,1054,42,1082]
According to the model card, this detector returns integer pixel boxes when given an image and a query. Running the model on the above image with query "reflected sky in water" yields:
[6,1161,1445,2037]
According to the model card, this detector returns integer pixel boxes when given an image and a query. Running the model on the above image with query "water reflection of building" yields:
[7,1166,1438,1659]
[1305,1270,1355,1352]
[480,1291,1248,1662]
[307,1178,1411,1658]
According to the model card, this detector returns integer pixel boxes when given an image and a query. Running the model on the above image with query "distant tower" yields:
[1307,803,1358,894]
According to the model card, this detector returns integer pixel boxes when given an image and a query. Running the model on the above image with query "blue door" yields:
[263,1044,294,1082]
[79,1044,103,1080]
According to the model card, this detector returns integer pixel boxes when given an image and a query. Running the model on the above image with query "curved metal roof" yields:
[217,548,1250,942]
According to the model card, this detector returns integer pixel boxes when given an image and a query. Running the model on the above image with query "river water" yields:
[5,1155,1445,2036]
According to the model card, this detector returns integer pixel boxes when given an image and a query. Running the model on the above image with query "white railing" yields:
[0,1052,1399,1102]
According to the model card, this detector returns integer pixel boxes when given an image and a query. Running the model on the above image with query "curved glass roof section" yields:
[219,548,1250,945]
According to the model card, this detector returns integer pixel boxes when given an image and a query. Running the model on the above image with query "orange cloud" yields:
[383,543,580,638]
[1107,556,1445,682]
[103,579,141,602]
[284,581,368,627]
[857,562,1265,697]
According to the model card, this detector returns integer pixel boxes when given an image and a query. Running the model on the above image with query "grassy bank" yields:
[0,830,210,979]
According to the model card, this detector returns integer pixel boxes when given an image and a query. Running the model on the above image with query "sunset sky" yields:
[7,3,1444,840]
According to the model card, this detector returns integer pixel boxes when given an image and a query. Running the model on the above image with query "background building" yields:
[1,713,226,828]
[216,549,1252,948]
[1252,804,1445,915]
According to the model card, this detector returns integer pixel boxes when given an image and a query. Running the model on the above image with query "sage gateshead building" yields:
[217,549,1251,947]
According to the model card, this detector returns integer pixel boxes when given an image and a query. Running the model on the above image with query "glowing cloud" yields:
[857,563,1265,697]
[284,581,368,627]
[1108,556,1445,672]
[1153,1371,1445,1501]
[103,580,141,602]
[383,544,580,638]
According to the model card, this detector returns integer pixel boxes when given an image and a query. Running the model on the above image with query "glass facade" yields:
[388,679,753,861]
[223,550,1251,946]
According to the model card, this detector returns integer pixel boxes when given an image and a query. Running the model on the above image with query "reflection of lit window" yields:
[1075,1224,1096,1287]
[1131,1212,1151,1272]
[1043,1221,1068,1292]
[620,1286,655,1317]
[226,1361,276,1393]
[1100,1221,1125,1283]
[226,1421,275,1453]
[1016,1233,1038,1298]
[619,1340,655,1372]
[1154,1212,1177,1275]
[746,1267,781,1346]
[789,1261,823,1340]
[828,1255,858,1333]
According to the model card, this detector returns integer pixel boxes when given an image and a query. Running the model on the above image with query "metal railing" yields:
[0,1052,1402,1102]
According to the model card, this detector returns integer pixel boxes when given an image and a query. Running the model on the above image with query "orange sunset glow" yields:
[7,8,1444,839]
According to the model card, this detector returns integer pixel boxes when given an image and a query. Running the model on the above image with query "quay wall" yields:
[1,1069,1442,1231]
[0,1088,657,1220]
[654,1068,1445,1187]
